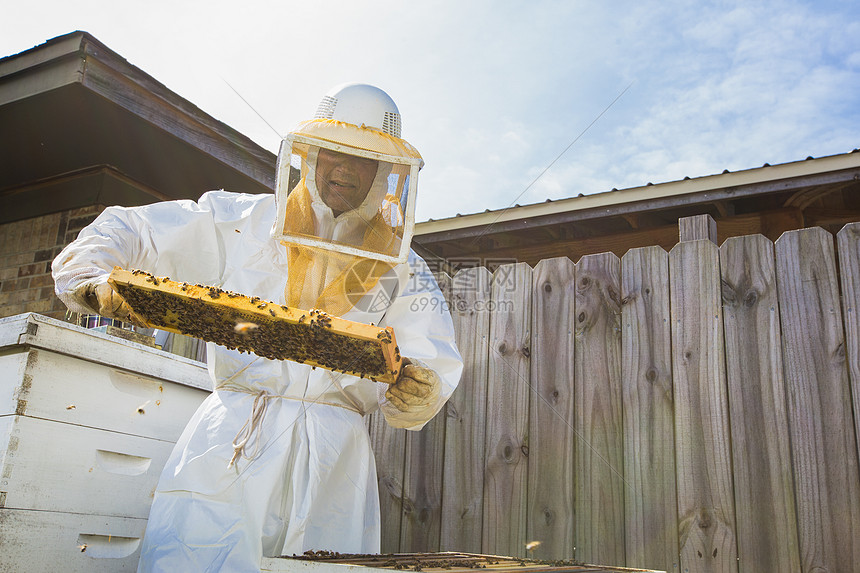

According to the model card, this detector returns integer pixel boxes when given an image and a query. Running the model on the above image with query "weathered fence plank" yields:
[574,252,624,566]
[441,267,493,552]
[837,222,860,466]
[401,414,446,551]
[399,273,453,551]
[669,239,738,573]
[720,235,800,572]
[368,410,406,554]
[775,227,860,572]
[527,257,576,560]
[482,262,532,558]
[620,246,678,573]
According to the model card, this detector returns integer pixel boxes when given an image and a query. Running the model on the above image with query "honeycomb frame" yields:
[108,267,403,383]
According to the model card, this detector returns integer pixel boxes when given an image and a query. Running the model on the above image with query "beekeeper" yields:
[52,83,463,572]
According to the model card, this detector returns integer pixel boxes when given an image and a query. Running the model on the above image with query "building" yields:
[0,31,274,320]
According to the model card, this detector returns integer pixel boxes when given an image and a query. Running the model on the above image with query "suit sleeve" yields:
[52,198,222,314]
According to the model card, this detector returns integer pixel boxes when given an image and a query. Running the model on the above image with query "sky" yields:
[3,0,859,222]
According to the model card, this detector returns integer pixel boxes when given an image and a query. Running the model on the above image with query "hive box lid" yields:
[0,313,211,390]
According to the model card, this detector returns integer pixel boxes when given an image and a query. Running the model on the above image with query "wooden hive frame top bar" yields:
[273,551,664,573]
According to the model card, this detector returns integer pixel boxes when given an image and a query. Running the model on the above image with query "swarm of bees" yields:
[109,268,402,383]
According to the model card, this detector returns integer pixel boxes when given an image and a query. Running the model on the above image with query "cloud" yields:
[542,0,860,195]
[2,0,856,222]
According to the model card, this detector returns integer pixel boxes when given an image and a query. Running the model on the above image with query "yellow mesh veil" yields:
[282,185,397,315]
[274,120,423,317]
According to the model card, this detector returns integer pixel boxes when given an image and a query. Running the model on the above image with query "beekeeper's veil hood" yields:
[272,83,424,316]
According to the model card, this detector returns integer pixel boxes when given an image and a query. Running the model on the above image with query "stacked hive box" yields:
[0,313,210,572]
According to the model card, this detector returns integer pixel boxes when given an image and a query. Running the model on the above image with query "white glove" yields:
[78,280,145,326]
[385,359,442,413]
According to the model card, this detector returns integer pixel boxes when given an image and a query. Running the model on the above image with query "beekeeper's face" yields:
[315,148,379,217]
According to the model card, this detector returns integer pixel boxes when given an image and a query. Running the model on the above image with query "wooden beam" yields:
[440,208,804,265]
[802,208,860,227]
[713,200,733,218]
[784,182,853,210]
[621,213,640,230]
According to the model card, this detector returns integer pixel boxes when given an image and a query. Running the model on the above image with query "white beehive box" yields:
[0,313,211,572]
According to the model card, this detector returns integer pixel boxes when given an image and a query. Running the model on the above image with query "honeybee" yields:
[234,321,260,335]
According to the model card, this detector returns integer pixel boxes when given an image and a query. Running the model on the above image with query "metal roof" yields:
[415,150,860,237]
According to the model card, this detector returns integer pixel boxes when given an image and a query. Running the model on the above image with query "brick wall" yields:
[0,205,106,320]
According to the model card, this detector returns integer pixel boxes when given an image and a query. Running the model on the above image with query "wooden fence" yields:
[367,216,860,573]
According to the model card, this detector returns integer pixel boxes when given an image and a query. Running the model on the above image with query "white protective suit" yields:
[52,189,463,572]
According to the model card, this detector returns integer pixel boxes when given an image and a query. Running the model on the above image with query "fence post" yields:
[679,214,717,243]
